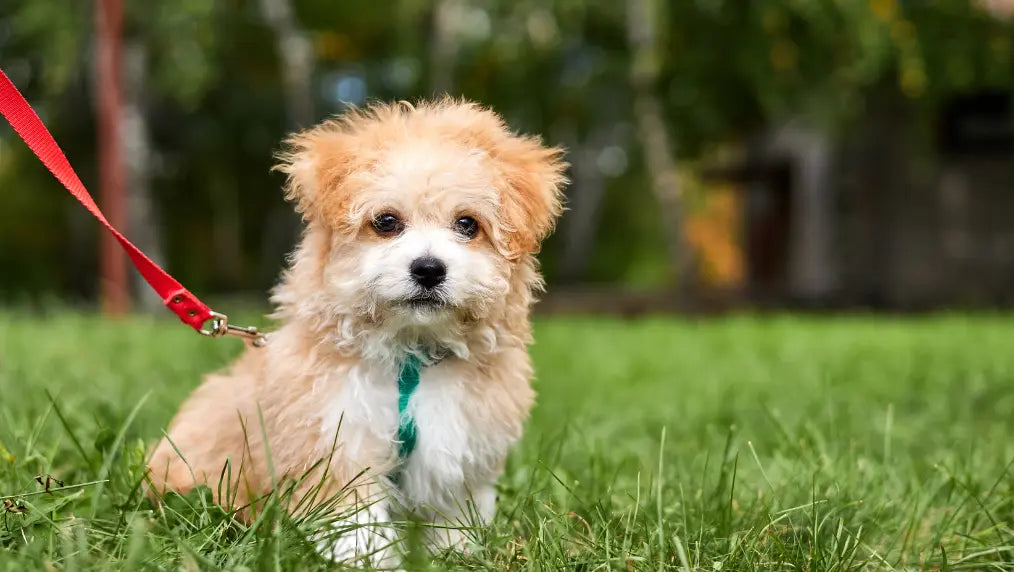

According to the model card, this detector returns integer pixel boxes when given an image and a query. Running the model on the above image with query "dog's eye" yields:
[453,216,479,239]
[372,213,403,236]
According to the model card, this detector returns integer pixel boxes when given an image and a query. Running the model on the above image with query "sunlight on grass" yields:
[0,312,1012,569]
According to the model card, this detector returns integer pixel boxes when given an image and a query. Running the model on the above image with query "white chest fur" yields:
[317,357,520,515]
[400,359,517,512]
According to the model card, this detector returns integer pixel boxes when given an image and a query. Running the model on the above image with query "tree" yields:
[3,0,1013,303]
[626,0,694,293]
[94,0,129,314]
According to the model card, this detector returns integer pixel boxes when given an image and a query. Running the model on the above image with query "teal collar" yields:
[396,354,424,460]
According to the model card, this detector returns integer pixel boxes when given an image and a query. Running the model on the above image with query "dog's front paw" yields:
[315,502,402,570]
[320,526,400,569]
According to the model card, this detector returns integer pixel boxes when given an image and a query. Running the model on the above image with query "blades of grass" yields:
[290,425,344,521]
[673,532,692,572]
[540,460,589,507]
[656,426,666,572]
[22,401,54,458]
[811,472,819,566]
[724,453,739,541]
[44,389,95,469]
[0,479,107,501]
[121,517,149,570]
[712,425,737,505]
[883,403,894,464]
[620,472,640,563]
[858,539,898,571]
[951,546,1014,565]
[152,432,210,516]
[257,405,278,491]
[947,466,1008,552]
[217,456,232,511]
[746,440,775,495]
[89,392,150,517]
[504,434,553,525]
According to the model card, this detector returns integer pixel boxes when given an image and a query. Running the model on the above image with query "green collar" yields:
[396,354,423,460]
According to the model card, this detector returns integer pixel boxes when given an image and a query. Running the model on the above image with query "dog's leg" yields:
[316,486,401,569]
[423,481,497,553]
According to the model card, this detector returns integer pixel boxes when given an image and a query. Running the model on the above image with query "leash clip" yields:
[200,311,268,347]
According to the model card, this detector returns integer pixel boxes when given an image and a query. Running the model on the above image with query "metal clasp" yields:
[199,311,268,347]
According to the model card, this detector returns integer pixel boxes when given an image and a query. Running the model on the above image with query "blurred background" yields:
[2,0,1014,316]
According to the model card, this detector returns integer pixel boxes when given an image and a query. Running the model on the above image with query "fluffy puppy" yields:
[147,100,566,565]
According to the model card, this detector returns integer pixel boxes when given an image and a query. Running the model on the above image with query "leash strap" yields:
[0,69,260,341]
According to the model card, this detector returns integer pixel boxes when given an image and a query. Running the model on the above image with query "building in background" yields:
[707,90,1014,310]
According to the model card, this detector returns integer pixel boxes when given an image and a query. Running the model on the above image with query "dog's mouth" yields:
[401,293,448,309]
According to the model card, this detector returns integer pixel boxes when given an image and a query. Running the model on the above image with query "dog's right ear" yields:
[274,123,360,230]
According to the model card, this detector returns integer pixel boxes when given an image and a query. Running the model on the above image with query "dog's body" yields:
[147,100,565,564]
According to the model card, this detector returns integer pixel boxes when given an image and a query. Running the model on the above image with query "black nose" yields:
[409,256,447,289]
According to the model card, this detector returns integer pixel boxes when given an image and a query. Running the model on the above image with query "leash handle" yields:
[0,69,258,340]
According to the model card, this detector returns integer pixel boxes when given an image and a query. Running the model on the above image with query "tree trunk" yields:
[257,0,314,128]
[625,0,695,294]
[94,0,129,315]
[210,172,244,289]
[257,0,315,285]
[557,125,613,283]
[777,126,835,304]
[429,0,462,95]
[122,38,164,312]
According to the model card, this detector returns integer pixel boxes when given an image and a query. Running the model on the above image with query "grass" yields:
[0,310,1013,569]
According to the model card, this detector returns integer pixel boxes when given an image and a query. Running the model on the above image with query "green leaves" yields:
[2,0,1013,294]
[139,1,221,108]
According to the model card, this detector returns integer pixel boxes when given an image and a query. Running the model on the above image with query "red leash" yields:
[0,70,262,343]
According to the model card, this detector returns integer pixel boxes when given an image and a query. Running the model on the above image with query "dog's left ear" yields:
[489,135,568,258]
[274,123,361,231]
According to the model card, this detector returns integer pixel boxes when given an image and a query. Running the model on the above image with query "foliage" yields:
[0,312,1013,568]
[0,0,1012,298]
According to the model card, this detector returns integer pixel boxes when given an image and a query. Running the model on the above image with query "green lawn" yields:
[0,311,1013,570]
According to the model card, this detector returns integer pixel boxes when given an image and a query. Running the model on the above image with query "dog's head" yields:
[274,100,566,333]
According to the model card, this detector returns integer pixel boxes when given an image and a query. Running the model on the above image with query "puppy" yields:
[147,100,566,566]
